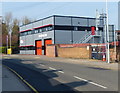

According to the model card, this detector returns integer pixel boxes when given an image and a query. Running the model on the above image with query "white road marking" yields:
[49,67,56,70]
[58,71,64,73]
[3,57,10,59]
[40,64,45,67]
[34,57,40,59]
[74,76,107,89]
[22,61,33,64]
[74,76,88,82]
[11,55,19,56]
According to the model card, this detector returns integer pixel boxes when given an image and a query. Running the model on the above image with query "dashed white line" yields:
[48,67,64,73]
[22,61,33,64]
[3,57,10,59]
[49,67,56,70]
[74,76,107,89]
[58,71,64,74]
[34,57,40,59]
[74,76,88,82]
[40,64,45,67]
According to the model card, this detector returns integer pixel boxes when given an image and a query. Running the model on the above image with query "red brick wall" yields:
[57,46,92,59]
[110,47,120,62]
[46,45,56,57]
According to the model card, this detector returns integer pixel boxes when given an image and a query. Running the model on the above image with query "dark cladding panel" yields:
[88,18,96,26]
[55,16,71,25]
[72,17,88,26]
[73,31,87,42]
[55,30,72,44]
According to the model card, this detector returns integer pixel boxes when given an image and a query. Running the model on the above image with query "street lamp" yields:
[106,0,110,63]
[6,35,8,54]
[8,25,13,55]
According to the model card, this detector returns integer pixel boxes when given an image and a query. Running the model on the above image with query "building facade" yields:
[19,15,114,55]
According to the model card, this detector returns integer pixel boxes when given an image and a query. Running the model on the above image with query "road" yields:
[2,55,118,92]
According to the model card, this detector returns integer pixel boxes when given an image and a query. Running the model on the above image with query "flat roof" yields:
[20,15,96,27]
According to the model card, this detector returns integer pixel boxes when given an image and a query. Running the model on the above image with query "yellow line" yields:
[3,65,39,93]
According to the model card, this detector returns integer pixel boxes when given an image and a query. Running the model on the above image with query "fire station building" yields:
[19,15,114,55]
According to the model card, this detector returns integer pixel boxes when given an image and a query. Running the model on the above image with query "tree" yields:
[0,16,2,47]
[2,12,19,47]
[12,18,19,46]
[12,18,19,35]
[4,12,13,34]
[22,16,31,25]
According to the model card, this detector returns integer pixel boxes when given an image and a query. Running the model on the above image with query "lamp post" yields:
[9,30,12,49]
[8,26,13,55]
[6,35,8,54]
[106,0,110,63]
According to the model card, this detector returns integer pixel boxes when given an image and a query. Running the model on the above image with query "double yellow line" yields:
[3,65,39,93]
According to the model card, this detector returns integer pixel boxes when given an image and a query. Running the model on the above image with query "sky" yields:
[1,1,119,29]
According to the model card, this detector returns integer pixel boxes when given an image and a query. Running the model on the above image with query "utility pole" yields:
[6,35,8,54]
[106,0,110,63]
[9,30,11,49]
[8,27,12,55]
[96,9,100,35]
[114,26,117,61]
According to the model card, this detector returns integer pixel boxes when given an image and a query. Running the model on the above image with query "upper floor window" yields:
[35,29,39,33]
[20,25,53,36]
[38,29,42,33]
[28,31,32,35]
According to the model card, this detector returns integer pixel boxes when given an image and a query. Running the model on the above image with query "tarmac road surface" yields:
[2,55,118,93]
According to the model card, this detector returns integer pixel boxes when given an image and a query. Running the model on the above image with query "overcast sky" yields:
[1,1,119,29]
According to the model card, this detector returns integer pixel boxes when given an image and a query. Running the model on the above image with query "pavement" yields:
[0,56,30,92]
[2,66,30,92]
[2,54,119,92]
[0,59,2,93]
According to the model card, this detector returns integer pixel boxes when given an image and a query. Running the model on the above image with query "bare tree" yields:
[0,16,2,33]
[4,12,13,33]
[13,18,19,26]
[22,16,31,25]
[3,12,14,50]
[0,16,2,47]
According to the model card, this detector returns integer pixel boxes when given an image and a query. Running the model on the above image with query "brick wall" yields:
[57,46,92,59]
[110,48,116,61]
[46,44,120,62]
[110,47,120,62]
[46,45,56,57]
[116,47,120,62]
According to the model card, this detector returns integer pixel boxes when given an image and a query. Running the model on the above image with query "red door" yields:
[44,39,52,55]
[36,40,42,55]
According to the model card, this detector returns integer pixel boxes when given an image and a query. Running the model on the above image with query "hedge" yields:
[0,46,19,54]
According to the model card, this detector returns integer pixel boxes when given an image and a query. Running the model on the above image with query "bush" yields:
[0,46,19,54]
[0,47,7,54]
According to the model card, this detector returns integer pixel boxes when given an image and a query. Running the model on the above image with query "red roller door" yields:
[35,40,42,55]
